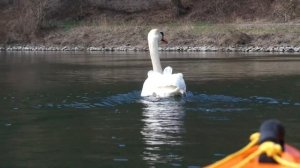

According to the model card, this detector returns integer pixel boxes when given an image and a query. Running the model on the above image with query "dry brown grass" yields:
[38,21,300,48]
[0,0,299,47]
[185,0,299,22]
[5,0,49,43]
[1,0,88,43]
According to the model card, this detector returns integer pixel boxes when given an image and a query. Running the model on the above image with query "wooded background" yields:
[0,0,299,44]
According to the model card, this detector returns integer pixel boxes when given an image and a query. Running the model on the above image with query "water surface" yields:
[0,51,300,167]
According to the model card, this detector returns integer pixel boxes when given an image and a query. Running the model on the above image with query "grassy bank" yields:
[33,21,300,49]
[1,0,299,49]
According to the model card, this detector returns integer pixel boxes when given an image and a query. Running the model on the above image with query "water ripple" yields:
[32,90,299,110]
[184,92,250,104]
[33,91,141,109]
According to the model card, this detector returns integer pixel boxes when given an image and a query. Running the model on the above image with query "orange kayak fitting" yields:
[205,119,300,168]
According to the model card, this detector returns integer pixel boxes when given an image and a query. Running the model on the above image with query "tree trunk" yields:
[171,0,188,16]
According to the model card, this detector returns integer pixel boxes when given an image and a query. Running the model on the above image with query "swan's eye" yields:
[160,32,164,38]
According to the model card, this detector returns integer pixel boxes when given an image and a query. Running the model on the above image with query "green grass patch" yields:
[45,20,81,31]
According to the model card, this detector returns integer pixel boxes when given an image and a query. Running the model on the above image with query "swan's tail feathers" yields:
[155,85,183,97]
[141,85,185,98]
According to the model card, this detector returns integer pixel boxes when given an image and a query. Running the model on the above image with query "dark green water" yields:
[0,51,300,168]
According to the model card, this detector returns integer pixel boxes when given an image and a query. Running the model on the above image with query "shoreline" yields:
[1,45,300,53]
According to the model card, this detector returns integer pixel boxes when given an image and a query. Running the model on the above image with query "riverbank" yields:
[1,45,300,52]
[1,22,300,52]
[1,1,300,51]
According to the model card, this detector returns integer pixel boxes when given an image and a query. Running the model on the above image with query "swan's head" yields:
[148,29,168,44]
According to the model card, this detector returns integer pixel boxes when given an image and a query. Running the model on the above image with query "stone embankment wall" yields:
[1,45,300,52]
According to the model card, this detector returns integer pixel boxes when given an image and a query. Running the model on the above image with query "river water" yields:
[0,51,300,168]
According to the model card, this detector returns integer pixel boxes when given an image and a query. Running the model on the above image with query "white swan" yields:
[141,29,186,97]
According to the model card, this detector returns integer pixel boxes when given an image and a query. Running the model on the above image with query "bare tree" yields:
[171,0,189,16]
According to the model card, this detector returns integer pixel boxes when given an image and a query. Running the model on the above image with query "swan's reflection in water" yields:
[140,98,185,166]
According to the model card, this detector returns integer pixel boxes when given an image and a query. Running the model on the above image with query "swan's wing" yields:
[141,70,186,97]
[147,70,162,77]
[160,73,186,93]
[159,72,186,91]
[141,71,163,97]
[173,73,186,93]
[163,66,173,75]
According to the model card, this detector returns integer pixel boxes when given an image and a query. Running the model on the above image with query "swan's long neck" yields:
[148,36,163,73]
